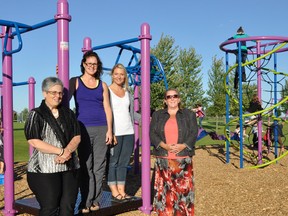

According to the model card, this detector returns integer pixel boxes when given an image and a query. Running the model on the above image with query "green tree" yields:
[20,108,29,122]
[150,34,205,110]
[216,63,257,117]
[229,83,257,116]
[150,34,178,110]
[206,56,226,117]
[173,47,204,109]
[280,80,288,115]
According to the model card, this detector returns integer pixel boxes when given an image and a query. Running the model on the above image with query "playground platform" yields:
[15,191,142,215]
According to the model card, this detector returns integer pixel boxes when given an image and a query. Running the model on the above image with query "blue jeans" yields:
[107,134,134,185]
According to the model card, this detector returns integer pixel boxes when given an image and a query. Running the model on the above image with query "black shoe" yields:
[111,194,126,203]
[123,194,135,200]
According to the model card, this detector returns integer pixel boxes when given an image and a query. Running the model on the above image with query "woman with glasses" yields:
[24,77,81,216]
[150,89,198,216]
[107,63,141,202]
[69,51,113,213]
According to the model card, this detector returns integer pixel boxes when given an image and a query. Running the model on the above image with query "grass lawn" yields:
[11,117,288,162]
[12,120,226,162]
[14,122,29,162]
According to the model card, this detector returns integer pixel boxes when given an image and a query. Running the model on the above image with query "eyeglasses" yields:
[166,94,179,100]
[47,91,64,96]
[85,62,98,67]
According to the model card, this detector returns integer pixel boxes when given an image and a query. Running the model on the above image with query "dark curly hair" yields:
[80,50,103,79]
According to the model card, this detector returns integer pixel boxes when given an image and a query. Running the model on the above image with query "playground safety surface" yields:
[1,145,288,216]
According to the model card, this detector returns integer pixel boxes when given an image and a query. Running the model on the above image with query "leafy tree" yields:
[150,34,205,110]
[280,80,288,115]
[229,83,257,116]
[19,108,29,122]
[206,56,226,117]
[173,47,204,109]
[214,61,257,117]
[150,34,178,110]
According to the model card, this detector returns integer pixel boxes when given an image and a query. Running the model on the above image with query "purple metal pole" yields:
[55,0,71,108]
[82,37,92,53]
[2,27,17,216]
[28,77,36,156]
[139,23,152,214]
[256,41,263,164]
[133,84,140,174]
[273,54,278,159]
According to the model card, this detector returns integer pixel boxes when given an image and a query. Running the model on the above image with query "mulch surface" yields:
[1,144,288,216]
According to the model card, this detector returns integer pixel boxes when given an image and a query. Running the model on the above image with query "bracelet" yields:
[58,148,64,157]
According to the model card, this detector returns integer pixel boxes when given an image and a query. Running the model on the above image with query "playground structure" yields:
[0,0,168,215]
[220,35,288,168]
[84,35,168,168]
[0,79,36,155]
[0,1,70,214]
[83,35,169,214]
[80,27,170,214]
[90,38,168,89]
[0,78,36,203]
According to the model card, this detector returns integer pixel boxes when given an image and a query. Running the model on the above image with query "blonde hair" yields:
[111,63,129,90]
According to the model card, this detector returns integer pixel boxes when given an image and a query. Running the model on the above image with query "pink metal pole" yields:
[139,23,152,215]
[82,37,92,53]
[133,84,140,174]
[55,0,71,108]
[256,41,263,164]
[28,77,36,156]
[2,26,17,216]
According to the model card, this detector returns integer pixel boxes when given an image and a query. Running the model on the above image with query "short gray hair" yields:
[42,77,63,92]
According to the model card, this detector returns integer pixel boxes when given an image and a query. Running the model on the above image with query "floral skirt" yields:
[153,157,194,216]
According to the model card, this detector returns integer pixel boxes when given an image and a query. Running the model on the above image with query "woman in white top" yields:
[107,63,140,202]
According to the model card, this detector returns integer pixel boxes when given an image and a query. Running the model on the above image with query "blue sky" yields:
[1,0,288,112]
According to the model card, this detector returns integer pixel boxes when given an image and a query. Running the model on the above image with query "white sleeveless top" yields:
[109,88,134,136]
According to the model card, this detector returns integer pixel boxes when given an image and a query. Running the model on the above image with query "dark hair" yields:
[163,88,182,109]
[237,26,244,34]
[251,94,260,103]
[80,51,103,79]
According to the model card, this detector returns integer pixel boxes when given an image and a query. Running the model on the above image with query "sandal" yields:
[111,194,126,202]
[123,193,133,200]
[90,204,100,211]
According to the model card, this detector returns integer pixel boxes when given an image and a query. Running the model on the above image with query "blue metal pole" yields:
[10,19,57,37]
[237,41,244,168]
[0,81,28,86]
[225,51,230,163]
[92,37,139,51]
